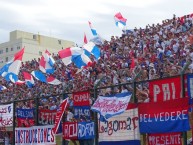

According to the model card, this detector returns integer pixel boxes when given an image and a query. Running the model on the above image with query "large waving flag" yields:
[114,12,127,29]
[47,75,62,85]
[58,47,83,66]
[83,42,100,60]
[58,47,91,68]
[0,48,24,83]
[31,70,47,83]
[39,50,55,74]
[72,53,92,69]
[88,21,98,36]
[22,71,35,88]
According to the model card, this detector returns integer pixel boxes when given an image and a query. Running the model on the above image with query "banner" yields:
[15,125,55,145]
[0,103,13,127]
[17,118,35,127]
[187,74,193,104]
[74,106,90,119]
[148,132,182,145]
[52,98,68,134]
[38,109,57,125]
[78,122,95,139]
[138,98,190,133]
[98,104,140,145]
[63,121,95,140]
[63,122,78,140]
[91,92,132,120]
[17,109,34,119]
[149,77,181,102]
[73,91,90,106]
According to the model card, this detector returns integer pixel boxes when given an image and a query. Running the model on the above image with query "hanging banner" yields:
[63,121,95,140]
[73,91,90,106]
[63,122,78,140]
[0,103,13,127]
[78,122,95,139]
[99,104,140,145]
[74,106,90,119]
[15,125,55,145]
[17,109,34,119]
[38,109,57,125]
[138,98,190,133]
[149,77,181,102]
[91,92,132,120]
[53,98,68,134]
[187,74,193,104]
[17,118,35,127]
[148,132,182,145]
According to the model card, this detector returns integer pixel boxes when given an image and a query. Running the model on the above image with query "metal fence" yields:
[0,73,192,145]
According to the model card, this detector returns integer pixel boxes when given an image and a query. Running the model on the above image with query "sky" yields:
[0,0,192,45]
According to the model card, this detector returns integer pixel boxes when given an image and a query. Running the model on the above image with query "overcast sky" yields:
[0,0,192,45]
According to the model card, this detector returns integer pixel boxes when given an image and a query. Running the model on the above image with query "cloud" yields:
[0,0,192,45]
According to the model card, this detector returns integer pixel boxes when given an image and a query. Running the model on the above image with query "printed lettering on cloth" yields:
[149,77,181,102]
[187,74,193,104]
[73,91,90,106]
[98,104,140,145]
[91,92,132,120]
[138,98,190,133]
[17,118,35,127]
[38,109,57,125]
[16,109,34,119]
[78,122,95,139]
[148,132,182,145]
[63,122,78,140]
[15,125,55,145]
[63,122,95,140]
[74,106,90,119]
[53,98,68,134]
[0,103,13,127]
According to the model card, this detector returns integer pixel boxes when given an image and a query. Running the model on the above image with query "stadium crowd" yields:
[0,13,193,107]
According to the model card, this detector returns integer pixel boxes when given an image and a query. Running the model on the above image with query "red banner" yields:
[149,77,181,102]
[63,122,78,140]
[17,118,35,127]
[52,98,68,134]
[73,91,90,106]
[38,109,57,125]
[148,132,182,145]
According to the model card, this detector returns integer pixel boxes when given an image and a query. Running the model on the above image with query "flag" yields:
[91,92,132,121]
[72,53,92,69]
[22,71,35,88]
[88,21,98,36]
[39,50,55,74]
[53,98,68,134]
[47,75,62,85]
[84,33,88,44]
[83,42,100,60]
[0,85,7,91]
[58,47,91,69]
[0,48,24,82]
[114,12,127,29]
[58,47,83,66]
[31,70,47,83]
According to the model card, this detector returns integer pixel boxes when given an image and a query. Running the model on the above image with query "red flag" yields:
[52,98,68,134]
[84,33,88,44]
[130,57,135,70]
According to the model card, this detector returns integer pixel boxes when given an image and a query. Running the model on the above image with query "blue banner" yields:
[187,74,193,105]
[78,122,95,139]
[16,108,34,119]
[74,106,90,119]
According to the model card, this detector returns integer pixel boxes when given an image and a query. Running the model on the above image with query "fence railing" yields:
[0,73,192,145]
